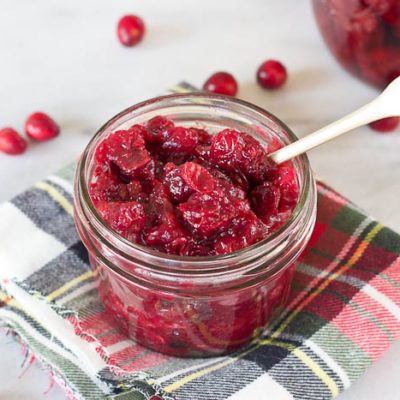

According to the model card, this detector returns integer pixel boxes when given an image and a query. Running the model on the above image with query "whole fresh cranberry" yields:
[117,15,145,47]
[369,116,399,132]
[203,72,238,96]
[257,60,288,89]
[25,112,59,141]
[0,128,27,155]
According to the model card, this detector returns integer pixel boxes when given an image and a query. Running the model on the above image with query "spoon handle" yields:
[269,76,400,164]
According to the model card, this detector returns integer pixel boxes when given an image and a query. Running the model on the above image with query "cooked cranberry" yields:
[277,166,299,207]
[313,0,400,88]
[179,193,238,236]
[226,169,250,192]
[203,72,238,96]
[209,129,277,183]
[161,127,199,157]
[209,129,245,171]
[238,212,268,247]
[25,112,59,141]
[181,162,216,194]
[249,181,280,222]
[369,116,400,132]
[179,241,211,257]
[0,128,27,155]
[146,116,174,143]
[363,0,395,16]
[95,129,151,177]
[96,201,146,236]
[90,167,142,204]
[213,212,267,255]
[89,118,299,256]
[162,163,193,203]
[117,15,145,47]
[144,213,189,254]
[141,179,174,226]
[214,236,243,255]
[192,128,212,145]
[257,60,288,89]
[149,396,164,400]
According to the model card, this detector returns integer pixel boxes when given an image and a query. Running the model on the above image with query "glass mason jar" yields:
[74,93,317,357]
[312,0,400,88]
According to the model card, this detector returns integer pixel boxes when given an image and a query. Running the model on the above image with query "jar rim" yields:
[77,92,314,272]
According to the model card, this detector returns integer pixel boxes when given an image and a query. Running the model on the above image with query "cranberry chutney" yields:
[74,94,317,356]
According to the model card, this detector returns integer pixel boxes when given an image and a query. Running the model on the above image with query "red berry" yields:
[162,163,193,203]
[257,60,288,89]
[117,15,145,47]
[369,116,400,133]
[161,127,199,156]
[203,72,238,96]
[97,200,146,235]
[181,162,216,194]
[94,129,151,177]
[146,116,174,143]
[362,0,395,15]
[25,112,59,141]
[249,181,280,222]
[0,127,27,155]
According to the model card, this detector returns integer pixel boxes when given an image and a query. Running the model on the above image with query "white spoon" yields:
[269,76,400,164]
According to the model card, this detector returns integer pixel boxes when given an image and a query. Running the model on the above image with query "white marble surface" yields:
[0,0,399,398]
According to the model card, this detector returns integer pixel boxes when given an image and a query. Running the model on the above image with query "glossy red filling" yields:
[89,116,299,256]
[313,0,400,88]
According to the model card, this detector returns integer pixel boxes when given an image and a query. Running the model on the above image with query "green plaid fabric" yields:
[1,83,400,400]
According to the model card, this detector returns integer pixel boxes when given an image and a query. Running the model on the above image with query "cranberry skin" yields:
[162,163,193,203]
[369,116,400,132]
[181,162,216,194]
[257,60,288,89]
[249,181,280,221]
[95,129,151,177]
[96,201,146,234]
[161,127,199,156]
[117,15,145,47]
[203,72,238,96]
[146,116,174,143]
[25,112,59,141]
[363,0,394,15]
[0,128,27,155]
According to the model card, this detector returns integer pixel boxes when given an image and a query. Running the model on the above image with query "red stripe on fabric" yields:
[313,228,359,259]
[79,311,116,336]
[307,221,328,249]
[98,332,128,348]
[121,351,170,373]
[289,281,357,321]
[330,304,391,361]
[319,186,349,206]
[109,345,146,365]
[298,222,329,262]
[381,258,400,286]
[367,275,400,309]
[352,290,400,337]
[315,193,345,225]
[285,228,361,316]
[357,244,399,274]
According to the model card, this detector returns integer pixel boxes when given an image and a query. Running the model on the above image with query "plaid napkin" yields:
[1,83,400,400]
